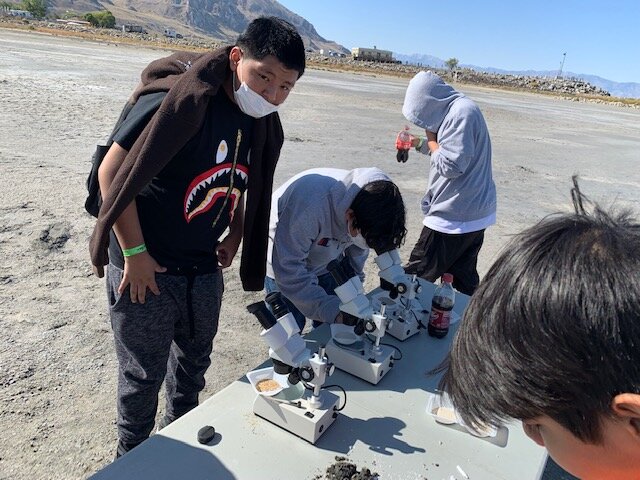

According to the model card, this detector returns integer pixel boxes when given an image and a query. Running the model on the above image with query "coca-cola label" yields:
[429,303,451,329]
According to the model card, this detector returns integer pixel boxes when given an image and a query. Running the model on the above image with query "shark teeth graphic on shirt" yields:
[183,163,249,223]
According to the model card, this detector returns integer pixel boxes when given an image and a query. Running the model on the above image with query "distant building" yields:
[56,18,91,26]
[351,46,395,63]
[319,49,346,58]
[7,9,33,18]
[122,24,144,33]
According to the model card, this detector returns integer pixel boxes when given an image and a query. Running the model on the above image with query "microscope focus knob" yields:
[365,320,376,333]
[299,367,314,382]
[396,283,407,294]
[327,363,335,376]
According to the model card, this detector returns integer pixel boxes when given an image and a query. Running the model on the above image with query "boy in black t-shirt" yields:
[96,17,305,457]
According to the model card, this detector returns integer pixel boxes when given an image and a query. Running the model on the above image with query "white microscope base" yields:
[386,318,421,341]
[325,339,394,385]
[253,391,339,444]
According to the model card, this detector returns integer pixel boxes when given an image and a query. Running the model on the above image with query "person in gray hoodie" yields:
[400,71,496,295]
[265,167,406,330]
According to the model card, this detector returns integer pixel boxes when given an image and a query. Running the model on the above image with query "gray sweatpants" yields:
[106,264,223,447]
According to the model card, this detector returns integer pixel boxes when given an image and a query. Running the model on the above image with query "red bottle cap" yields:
[442,273,453,284]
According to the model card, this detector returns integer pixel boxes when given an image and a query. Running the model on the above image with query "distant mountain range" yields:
[395,53,640,99]
[43,0,638,98]
[47,0,348,54]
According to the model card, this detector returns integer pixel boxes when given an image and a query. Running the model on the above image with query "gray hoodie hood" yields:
[402,71,464,132]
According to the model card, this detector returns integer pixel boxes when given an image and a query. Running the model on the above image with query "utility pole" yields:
[556,52,566,79]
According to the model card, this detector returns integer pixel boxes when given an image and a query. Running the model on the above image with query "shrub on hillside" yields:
[84,10,115,28]
[22,0,46,18]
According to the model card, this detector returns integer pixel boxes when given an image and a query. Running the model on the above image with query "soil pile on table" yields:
[323,456,379,479]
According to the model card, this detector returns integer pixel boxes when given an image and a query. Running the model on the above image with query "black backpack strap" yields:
[85,101,135,217]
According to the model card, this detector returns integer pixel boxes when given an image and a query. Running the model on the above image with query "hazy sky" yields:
[277,0,640,84]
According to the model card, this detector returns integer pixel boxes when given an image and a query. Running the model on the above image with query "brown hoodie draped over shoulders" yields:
[89,46,283,291]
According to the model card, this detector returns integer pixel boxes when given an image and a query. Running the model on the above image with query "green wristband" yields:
[415,137,425,151]
[122,243,147,257]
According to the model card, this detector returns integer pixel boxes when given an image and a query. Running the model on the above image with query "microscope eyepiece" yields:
[339,256,357,279]
[265,291,290,319]
[247,301,277,330]
[327,259,349,285]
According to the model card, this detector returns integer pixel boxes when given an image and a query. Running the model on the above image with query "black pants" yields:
[404,226,485,296]
[106,264,223,454]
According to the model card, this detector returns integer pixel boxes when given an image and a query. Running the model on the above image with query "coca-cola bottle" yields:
[395,126,413,163]
[428,273,455,338]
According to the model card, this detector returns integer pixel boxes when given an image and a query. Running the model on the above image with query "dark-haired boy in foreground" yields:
[442,179,640,479]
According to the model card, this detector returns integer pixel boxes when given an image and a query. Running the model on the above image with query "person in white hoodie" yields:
[400,71,497,295]
[265,167,407,330]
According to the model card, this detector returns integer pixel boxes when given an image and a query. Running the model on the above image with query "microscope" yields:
[368,248,429,340]
[246,292,340,444]
[324,258,396,385]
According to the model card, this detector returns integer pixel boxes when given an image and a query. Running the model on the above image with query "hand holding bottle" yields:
[395,126,415,163]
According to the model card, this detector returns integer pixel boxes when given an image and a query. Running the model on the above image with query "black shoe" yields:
[115,439,142,460]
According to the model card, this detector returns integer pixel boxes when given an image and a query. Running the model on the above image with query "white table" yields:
[91,283,548,480]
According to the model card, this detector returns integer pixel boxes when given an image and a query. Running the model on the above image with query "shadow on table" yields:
[315,414,426,456]
[89,435,235,480]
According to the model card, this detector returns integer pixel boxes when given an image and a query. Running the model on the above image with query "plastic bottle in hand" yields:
[428,273,455,338]
[395,126,413,163]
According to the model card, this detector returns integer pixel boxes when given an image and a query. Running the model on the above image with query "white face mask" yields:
[348,220,369,250]
[233,72,279,118]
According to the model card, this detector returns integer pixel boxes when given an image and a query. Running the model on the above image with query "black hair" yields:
[440,176,640,443]
[350,180,407,255]
[236,16,305,78]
